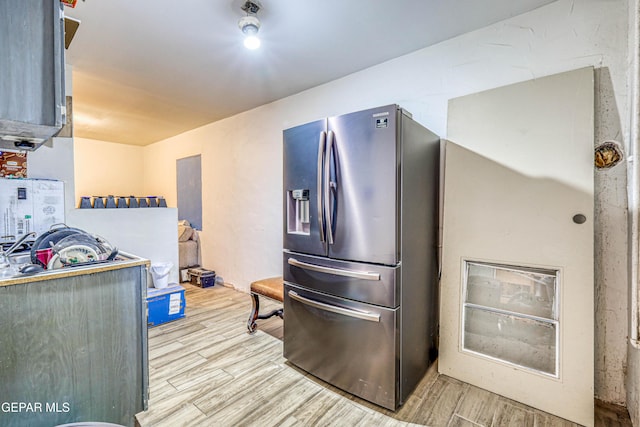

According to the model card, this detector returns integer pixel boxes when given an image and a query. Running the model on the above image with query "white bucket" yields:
[150,262,172,289]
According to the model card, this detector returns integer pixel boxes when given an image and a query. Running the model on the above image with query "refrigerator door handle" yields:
[324,130,335,244]
[288,257,381,281]
[317,131,326,243]
[288,290,381,322]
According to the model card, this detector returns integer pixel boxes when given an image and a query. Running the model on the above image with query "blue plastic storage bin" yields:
[147,284,185,327]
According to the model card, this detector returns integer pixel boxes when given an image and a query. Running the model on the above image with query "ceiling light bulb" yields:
[244,35,261,49]
[238,15,261,50]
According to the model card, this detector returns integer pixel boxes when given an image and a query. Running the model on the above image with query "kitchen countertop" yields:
[0,252,149,287]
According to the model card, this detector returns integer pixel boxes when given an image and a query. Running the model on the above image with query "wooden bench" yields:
[247,277,284,334]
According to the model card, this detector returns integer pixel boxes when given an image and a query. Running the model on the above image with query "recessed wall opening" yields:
[176,155,202,230]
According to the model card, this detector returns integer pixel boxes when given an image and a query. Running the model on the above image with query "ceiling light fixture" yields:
[238,1,261,50]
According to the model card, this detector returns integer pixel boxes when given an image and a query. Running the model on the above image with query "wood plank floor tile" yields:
[149,351,208,383]
[173,325,229,347]
[229,374,322,426]
[276,415,301,426]
[149,378,219,407]
[449,414,484,427]
[288,387,343,425]
[356,410,411,427]
[346,403,399,424]
[147,403,207,427]
[136,284,632,427]
[241,330,283,354]
[191,360,284,415]
[147,313,204,337]
[534,411,580,427]
[147,340,184,361]
[146,379,177,404]
[166,361,231,391]
[308,399,369,426]
[412,375,469,426]
[454,384,500,426]
[206,321,252,340]
[195,331,256,359]
[148,322,206,346]
[217,343,282,377]
[138,381,218,426]
[194,365,306,425]
[492,398,536,427]
[149,334,222,369]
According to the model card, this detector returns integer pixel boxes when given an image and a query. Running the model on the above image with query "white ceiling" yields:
[64,0,556,146]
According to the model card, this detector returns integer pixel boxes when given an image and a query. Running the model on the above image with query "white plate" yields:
[57,245,99,266]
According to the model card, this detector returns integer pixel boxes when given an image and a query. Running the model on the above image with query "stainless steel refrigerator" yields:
[282,104,440,410]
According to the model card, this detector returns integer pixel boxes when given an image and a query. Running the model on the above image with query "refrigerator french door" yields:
[282,105,440,410]
[283,107,399,265]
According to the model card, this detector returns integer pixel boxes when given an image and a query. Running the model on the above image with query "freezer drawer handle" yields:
[288,258,381,281]
[288,290,381,322]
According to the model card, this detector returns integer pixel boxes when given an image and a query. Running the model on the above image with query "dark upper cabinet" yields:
[0,1,66,151]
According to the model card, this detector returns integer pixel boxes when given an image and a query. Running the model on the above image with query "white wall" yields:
[67,208,180,285]
[73,137,145,200]
[73,0,630,407]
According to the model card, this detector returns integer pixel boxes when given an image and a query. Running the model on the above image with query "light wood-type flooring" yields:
[135,283,632,427]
